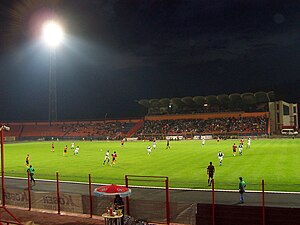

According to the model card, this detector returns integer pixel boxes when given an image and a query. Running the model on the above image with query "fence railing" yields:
[1,173,300,225]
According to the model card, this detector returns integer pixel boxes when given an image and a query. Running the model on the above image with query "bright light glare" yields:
[42,20,64,48]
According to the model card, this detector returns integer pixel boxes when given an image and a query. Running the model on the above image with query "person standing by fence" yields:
[207,162,215,186]
[27,165,35,186]
[239,177,246,203]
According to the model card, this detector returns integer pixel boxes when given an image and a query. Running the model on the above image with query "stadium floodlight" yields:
[42,20,64,121]
[42,20,64,48]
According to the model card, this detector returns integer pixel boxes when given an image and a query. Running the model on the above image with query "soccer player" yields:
[238,143,243,155]
[147,145,152,155]
[218,151,224,166]
[207,162,215,186]
[25,154,30,167]
[103,150,111,166]
[201,138,205,147]
[112,151,117,164]
[217,137,220,144]
[247,137,251,149]
[121,139,125,147]
[63,145,68,156]
[74,146,79,155]
[166,139,170,149]
[71,142,75,150]
[51,142,55,152]
[240,138,244,146]
[232,143,237,156]
[152,139,157,150]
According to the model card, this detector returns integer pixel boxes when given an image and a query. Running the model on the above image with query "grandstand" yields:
[138,91,298,135]
[4,91,297,141]
[6,119,142,141]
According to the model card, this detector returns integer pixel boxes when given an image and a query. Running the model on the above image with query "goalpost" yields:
[125,175,170,225]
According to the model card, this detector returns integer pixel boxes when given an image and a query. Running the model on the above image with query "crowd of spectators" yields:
[10,121,134,140]
[60,121,129,139]
[136,116,267,137]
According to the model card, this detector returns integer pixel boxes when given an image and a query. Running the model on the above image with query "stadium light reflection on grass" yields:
[42,20,64,48]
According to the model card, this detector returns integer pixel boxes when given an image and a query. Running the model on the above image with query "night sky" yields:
[0,0,299,121]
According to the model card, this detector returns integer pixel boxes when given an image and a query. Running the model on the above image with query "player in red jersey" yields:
[232,143,237,156]
[112,151,117,165]
[63,145,68,156]
[240,138,244,146]
[25,154,30,167]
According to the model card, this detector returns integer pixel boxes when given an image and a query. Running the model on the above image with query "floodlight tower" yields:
[42,20,64,122]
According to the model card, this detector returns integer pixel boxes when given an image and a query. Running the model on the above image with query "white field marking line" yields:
[6,176,300,195]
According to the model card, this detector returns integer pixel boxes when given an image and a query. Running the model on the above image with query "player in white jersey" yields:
[201,137,205,147]
[147,145,152,155]
[74,146,79,155]
[247,138,251,149]
[152,139,157,149]
[103,150,111,166]
[218,151,224,166]
[71,142,75,150]
[201,138,205,147]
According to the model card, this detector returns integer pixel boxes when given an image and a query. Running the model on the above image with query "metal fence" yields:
[1,173,300,225]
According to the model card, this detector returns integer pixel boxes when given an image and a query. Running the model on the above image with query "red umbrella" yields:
[94,184,131,197]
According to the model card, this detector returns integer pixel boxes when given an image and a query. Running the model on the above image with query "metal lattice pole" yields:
[49,48,57,122]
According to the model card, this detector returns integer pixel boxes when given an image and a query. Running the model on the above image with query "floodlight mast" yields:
[48,48,57,122]
[42,20,64,122]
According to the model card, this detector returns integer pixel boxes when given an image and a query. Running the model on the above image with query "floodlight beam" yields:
[42,21,64,48]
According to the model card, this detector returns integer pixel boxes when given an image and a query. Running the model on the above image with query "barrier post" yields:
[262,179,265,225]
[89,174,93,218]
[125,175,130,215]
[27,170,31,211]
[1,128,5,207]
[165,177,170,225]
[212,179,215,225]
[56,172,60,214]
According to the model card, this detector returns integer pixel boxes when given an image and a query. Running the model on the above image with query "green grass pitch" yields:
[4,138,300,192]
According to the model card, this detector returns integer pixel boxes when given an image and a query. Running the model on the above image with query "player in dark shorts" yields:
[51,142,55,152]
[232,143,237,156]
[25,154,30,167]
[63,145,68,156]
[112,151,117,165]
[207,162,215,186]
[166,139,170,149]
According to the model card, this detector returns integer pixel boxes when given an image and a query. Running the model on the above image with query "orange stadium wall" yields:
[145,111,269,121]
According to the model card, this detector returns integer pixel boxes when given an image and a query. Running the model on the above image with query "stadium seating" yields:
[135,115,267,138]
